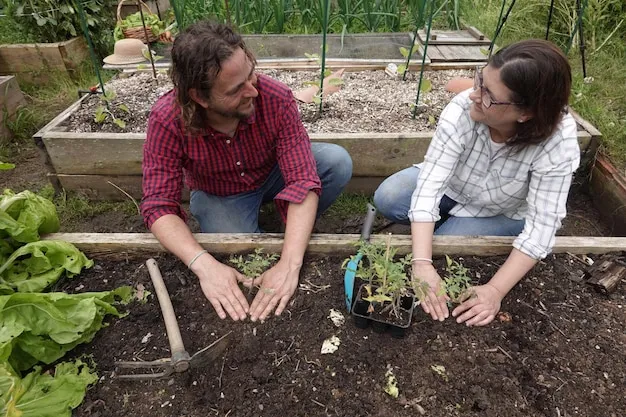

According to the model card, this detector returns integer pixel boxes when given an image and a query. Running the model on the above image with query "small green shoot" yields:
[92,89,129,129]
[441,255,474,304]
[229,248,279,295]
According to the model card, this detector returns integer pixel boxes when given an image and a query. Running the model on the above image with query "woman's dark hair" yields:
[490,39,571,145]
[170,21,256,132]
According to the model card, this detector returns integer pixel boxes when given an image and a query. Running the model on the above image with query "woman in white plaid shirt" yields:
[374,40,580,326]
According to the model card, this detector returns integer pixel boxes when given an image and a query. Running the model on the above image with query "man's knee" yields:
[314,143,353,184]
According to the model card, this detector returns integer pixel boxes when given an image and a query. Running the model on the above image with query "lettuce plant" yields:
[0,359,97,417]
[0,287,133,372]
[0,190,59,244]
[0,240,94,294]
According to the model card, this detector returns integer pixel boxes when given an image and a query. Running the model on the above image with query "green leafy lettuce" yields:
[0,287,133,372]
[0,359,97,417]
[0,241,94,294]
[0,190,60,244]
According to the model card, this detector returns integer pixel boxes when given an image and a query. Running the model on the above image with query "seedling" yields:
[441,255,474,304]
[343,237,412,320]
[303,45,344,105]
[93,90,130,129]
[229,248,278,295]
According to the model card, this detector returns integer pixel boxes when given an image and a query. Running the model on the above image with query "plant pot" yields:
[371,320,389,333]
[351,299,371,329]
[352,284,415,336]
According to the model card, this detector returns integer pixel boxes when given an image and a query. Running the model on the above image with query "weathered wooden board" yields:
[0,75,26,139]
[52,173,382,200]
[426,45,489,62]
[589,154,626,236]
[41,232,626,258]
[41,130,592,177]
[42,133,145,175]
[105,57,435,72]
[0,38,88,79]
[417,28,491,45]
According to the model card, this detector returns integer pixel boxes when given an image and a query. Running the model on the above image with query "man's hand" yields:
[412,262,449,321]
[249,260,300,322]
[192,256,252,321]
[452,284,503,326]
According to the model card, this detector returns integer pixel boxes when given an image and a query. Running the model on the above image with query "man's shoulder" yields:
[150,90,180,124]
[257,74,293,102]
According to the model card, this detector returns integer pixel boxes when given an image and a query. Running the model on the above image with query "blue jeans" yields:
[190,142,352,233]
[373,166,525,236]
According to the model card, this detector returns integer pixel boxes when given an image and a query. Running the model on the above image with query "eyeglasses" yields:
[474,66,523,108]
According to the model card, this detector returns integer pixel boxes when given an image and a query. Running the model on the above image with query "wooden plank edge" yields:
[33,94,88,139]
[570,108,602,139]
[41,233,626,258]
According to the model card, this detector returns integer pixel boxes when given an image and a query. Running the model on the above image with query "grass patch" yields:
[38,186,139,229]
[1,63,115,161]
[323,192,373,220]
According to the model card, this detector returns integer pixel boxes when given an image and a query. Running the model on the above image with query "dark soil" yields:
[60,252,625,417]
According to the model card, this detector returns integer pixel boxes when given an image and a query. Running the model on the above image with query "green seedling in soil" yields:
[303,45,344,105]
[93,90,129,129]
[441,255,474,304]
[343,235,412,319]
[397,44,419,76]
[229,248,278,295]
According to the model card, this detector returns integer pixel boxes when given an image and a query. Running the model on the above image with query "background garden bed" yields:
[34,68,599,199]
[59,250,625,417]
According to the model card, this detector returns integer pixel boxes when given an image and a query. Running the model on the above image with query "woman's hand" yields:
[412,262,449,321]
[452,283,503,326]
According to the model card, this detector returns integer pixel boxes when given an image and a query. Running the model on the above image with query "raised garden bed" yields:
[0,75,26,140]
[0,37,88,82]
[34,69,599,200]
[44,234,626,417]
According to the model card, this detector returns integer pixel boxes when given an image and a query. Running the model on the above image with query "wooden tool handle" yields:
[146,258,186,356]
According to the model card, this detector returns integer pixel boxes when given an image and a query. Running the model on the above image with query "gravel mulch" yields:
[66,68,473,134]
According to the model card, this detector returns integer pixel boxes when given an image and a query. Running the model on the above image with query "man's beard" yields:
[208,100,255,120]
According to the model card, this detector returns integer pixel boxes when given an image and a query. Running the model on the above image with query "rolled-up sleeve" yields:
[408,96,468,223]
[513,116,580,259]
[141,113,187,229]
[273,97,321,218]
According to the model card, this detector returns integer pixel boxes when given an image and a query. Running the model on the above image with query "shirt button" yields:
[236,161,241,166]
[240,172,245,177]
[226,139,231,144]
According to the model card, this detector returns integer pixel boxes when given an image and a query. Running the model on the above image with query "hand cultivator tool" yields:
[344,203,377,311]
[116,258,231,380]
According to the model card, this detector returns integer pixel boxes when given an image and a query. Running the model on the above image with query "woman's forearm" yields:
[410,221,436,259]
[488,248,538,297]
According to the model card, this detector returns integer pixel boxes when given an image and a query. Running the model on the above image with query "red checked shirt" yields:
[141,74,321,229]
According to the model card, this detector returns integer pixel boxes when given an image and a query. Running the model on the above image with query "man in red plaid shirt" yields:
[141,21,352,322]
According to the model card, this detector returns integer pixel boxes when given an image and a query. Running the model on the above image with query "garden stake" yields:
[116,258,231,380]
[344,203,377,311]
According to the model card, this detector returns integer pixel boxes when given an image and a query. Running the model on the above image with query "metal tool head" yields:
[190,331,231,367]
[115,331,232,380]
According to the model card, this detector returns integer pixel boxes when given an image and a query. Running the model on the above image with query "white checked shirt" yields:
[408,90,580,260]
